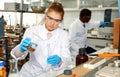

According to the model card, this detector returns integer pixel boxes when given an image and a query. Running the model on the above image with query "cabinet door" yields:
[60,0,78,8]
[79,0,118,8]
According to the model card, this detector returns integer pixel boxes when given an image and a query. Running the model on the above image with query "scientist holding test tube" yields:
[10,2,71,77]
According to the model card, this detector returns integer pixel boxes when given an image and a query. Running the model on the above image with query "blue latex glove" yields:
[19,37,31,52]
[100,21,107,27]
[47,55,61,66]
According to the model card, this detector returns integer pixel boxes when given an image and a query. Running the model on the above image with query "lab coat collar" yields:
[42,24,58,40]
[76,18,85,28]
[44,24,57,35]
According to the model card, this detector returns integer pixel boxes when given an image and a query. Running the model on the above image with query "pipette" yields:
[89,53,120,57]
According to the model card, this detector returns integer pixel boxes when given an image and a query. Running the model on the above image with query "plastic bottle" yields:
[76,48,88,66]
[0,61,6,77]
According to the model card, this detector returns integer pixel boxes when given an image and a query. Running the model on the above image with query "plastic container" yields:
[0,61,6,77]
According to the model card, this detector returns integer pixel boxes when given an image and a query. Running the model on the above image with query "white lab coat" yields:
[11,24,71,77]
[69,18,99,59]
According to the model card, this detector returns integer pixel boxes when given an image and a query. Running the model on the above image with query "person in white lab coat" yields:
[69,8,107,59]
[10,2,71,77]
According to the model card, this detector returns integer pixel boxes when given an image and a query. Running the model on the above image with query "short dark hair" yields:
[79,9,91,19]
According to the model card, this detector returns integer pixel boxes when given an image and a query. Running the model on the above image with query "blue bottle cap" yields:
[0,61,4,67]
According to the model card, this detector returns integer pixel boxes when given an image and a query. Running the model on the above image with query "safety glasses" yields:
[46,14,62,23]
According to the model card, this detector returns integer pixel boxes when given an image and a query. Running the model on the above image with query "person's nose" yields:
[50,19,56,24]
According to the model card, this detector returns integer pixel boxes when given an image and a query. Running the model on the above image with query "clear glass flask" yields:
[8,59,22,77]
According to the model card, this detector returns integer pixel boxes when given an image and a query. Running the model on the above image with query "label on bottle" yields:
[0,67,6,77]
[0,68,2,77]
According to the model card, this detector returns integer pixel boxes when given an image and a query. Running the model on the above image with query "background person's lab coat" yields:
[11,24,71,77]
[69,18,99,59]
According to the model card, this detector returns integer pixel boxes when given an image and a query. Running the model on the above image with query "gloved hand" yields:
[47,55,61,66]
[100,21,107,27]
[19,37,31,52]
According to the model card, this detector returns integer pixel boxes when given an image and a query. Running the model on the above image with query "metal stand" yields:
[118,22,120,60]
[118,0,120,17]
[4,37,9,75]
[118,2,120,58]
[118,0,120,60]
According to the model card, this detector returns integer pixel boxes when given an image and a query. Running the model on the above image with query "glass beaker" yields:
[8,59,22,77]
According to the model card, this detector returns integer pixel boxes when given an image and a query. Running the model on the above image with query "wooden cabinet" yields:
[113,18,120,49]
[61,0,118,11]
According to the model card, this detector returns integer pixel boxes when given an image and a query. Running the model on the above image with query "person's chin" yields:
[48,28,54,31]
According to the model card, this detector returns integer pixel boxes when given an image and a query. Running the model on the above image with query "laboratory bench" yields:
[57,47,119,77]
[36,47,119,77]
[57,57,117,77]
[87,33,113,51]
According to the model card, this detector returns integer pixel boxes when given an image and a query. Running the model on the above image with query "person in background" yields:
[0,15,7,37]
[69,8,107,59]
[10,2,71,77]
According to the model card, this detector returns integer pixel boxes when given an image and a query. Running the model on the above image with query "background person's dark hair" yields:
[79,9,91,19]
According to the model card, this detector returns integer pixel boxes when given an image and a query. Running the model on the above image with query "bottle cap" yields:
[79,48,86,54]
[0,61,4,67]
[63,69,72,75]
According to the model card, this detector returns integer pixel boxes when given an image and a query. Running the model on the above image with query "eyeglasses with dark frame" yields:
[46,14,62,23]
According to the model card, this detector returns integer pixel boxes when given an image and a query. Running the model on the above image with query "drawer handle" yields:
[95,45,105,48]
